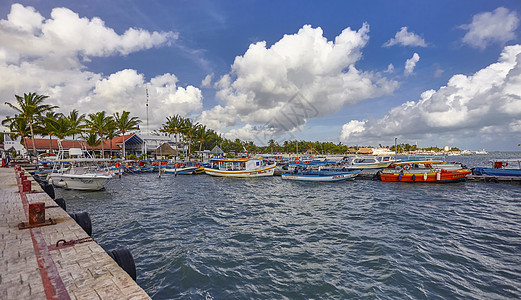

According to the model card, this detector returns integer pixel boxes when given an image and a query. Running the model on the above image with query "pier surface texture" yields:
[0,167,150,299]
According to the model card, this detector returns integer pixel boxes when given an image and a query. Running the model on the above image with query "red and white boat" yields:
[380,169,471,183]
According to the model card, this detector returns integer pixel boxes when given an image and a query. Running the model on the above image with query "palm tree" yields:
[105,120,118,158]
[113,111,141,159]
[86,111,113,158]
[160,115,183,159]
[195,125,212,156]
[4,92,58,158]
[51,115,73,140]
[2,115,31,155]
[42,112,61,152]
[66,109,85,147]
[84,132,101,156]
[181,118,196,157]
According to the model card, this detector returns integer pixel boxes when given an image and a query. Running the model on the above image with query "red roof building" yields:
[24,133,136,156]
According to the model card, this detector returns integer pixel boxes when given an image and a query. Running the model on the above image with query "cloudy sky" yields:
[1,1,520,150]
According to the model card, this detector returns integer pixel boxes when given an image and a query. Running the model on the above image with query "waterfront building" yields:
[22,133,188,158]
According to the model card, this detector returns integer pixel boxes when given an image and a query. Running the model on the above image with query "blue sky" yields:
[1,0,520,150]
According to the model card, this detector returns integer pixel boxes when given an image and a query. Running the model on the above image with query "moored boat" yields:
[392,160,465,171]
[348,156,396,169]
[164,166,198,175]
[282,169,361,182]
[47,145,113,190]
[205,158,276,178]
[380,169,471,183]
[472,159,521,177]
[164,161,204,175]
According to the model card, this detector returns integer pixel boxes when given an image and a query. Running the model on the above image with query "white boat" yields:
[163,166,198,175]
[204,158,276,178]
[282,169,361,182]
[393,160,465,171]
[47,143,113,191]
[348,156,395,169]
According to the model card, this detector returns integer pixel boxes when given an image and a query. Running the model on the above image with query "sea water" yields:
[57,152,521,299]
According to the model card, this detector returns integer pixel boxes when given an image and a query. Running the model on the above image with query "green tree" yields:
[86,111,113,158]
[84,132,101,156]
[160,115,183,158]
[45,113,72,141]
[42,111,61,152]
[66,109,85,147]
[113,111,141,159]
[2,115,31,154]
[4,92,57,158]
[181,118,195,157]
[105,120,118,158]
[195,125,212,156]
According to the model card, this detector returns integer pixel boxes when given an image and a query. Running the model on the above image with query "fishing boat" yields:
[47,144,113,191]
[348,156,396,169]
[472,159,521,178]
[204,158,276,178]
[379,169,471,183]
[164,161,204,175]
[392,160,465,171]
[282,169,361,182]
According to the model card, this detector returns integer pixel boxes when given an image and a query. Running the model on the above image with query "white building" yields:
[124,133,188,156]
[3,133,26,156]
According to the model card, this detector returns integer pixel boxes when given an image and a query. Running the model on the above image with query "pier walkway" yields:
[0,167,150,299]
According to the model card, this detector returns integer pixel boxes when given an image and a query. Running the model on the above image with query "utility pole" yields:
[394,137,397,157]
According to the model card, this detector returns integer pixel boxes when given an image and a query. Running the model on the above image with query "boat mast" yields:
[146,88,149,134]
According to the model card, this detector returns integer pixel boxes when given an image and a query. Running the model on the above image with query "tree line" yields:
[2,92,142,158]
[3,92,459,159]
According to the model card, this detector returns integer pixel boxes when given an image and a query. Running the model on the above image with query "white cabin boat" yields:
[47,143,113,191]
[205,158,276,178]
[348,156,395,169]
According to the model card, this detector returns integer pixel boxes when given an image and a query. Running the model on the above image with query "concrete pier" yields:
[0,167,151,299]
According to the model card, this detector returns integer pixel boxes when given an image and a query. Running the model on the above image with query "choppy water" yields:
[57,153,521,299]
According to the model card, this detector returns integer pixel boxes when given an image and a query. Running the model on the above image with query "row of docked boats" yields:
[35,143,521,190]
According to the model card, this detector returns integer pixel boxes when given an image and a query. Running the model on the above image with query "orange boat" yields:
[380,169,471,183]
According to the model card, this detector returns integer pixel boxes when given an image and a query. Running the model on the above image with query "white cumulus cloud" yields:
[199,24,398,141]
[0,4,201,131]
[340,44,521,147]
[383,27,427,47]
[0,4,178,66]
[404,53,420,75]
[460,7,520,50]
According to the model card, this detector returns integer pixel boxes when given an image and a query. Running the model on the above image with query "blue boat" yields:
[163,166,198,175]
[472,159,521,177]
[281,169,361,182]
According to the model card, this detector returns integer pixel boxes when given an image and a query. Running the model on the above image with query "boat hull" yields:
[164,167,198,175]
[204,165,276,178]
[48,174,111,190]
[473,167,521,177]
[282,170,360,182]
[350,162,393,169]
[380,170,471,183]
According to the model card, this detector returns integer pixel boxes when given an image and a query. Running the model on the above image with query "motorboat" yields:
[282,169,361,182]
[164,161,204,175]
[379,169,471,183]
[392,160,465,171]
[204,158,276,178]
[47,142,113,191]
[472,159,521,178]
[348,156,396,169]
